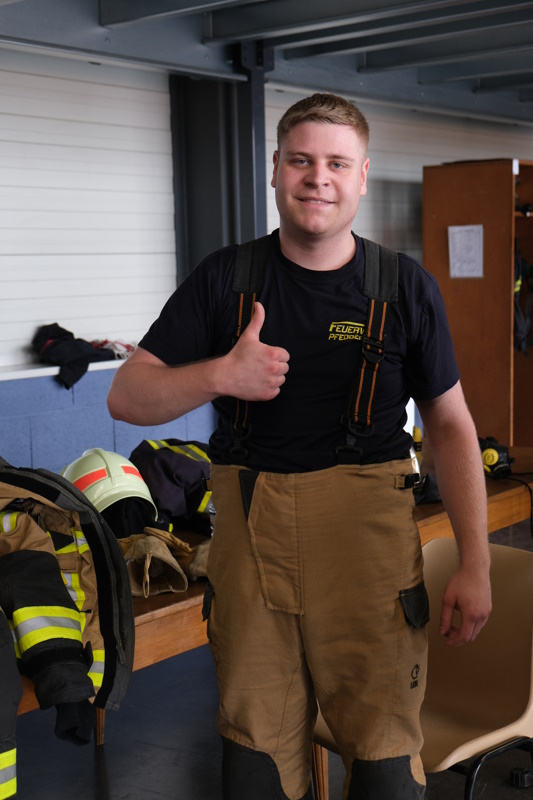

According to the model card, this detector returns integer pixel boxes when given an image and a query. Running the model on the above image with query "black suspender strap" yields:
[230,235,270,464]
[337,238,399,464]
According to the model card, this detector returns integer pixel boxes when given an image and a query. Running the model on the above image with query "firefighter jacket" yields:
[0,455,134,787]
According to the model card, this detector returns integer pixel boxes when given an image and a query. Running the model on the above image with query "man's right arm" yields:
[107,302,290,426]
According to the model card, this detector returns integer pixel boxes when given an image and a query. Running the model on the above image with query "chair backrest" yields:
[422,537,533,731]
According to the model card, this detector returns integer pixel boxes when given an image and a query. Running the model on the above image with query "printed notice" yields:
[447,224,483,278]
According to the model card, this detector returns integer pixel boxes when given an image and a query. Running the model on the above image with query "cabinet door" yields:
[423,160,515,445]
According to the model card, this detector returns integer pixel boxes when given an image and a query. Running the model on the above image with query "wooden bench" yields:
[18,470,533,744]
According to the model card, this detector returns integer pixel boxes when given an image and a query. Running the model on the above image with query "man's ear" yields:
[271,150,279,188]
[360,157,370,196]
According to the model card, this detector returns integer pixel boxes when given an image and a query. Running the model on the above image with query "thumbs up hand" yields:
[224,302,290,401]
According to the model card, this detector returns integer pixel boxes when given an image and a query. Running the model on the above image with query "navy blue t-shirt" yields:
[139,230,459,472]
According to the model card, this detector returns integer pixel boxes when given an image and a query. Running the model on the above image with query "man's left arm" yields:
[417,380,492,646]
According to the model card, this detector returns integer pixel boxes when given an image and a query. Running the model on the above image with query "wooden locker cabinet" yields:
[423,159,533,447]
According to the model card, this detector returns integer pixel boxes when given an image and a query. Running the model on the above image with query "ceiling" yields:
[1,0,533,124]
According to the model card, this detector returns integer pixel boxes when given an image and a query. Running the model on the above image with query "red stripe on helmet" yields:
[73,468,108,492]
[121,465,142,479]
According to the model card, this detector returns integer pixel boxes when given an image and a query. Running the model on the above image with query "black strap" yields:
[338,238,399,464]
[230,235,270,463]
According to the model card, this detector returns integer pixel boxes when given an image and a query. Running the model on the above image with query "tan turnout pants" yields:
[206,461,428,800]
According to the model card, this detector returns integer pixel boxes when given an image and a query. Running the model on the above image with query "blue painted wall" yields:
[0,368,216,475]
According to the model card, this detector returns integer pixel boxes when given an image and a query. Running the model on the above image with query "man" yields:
[107,93,491,800]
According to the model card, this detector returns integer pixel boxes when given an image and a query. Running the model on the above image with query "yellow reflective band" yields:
[62,571,86,612]
[89,649,105,688]
[54,528,90,555]
[0,511,19,534]
[197,491,212,515]
[73,528,89,553]
[12,606,83,654]
[0,748,16,800]
[0,779,16,800]
[149,439,210,462]
[0,750,15,770]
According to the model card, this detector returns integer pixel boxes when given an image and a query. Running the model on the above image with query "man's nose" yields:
[304,163,329,185]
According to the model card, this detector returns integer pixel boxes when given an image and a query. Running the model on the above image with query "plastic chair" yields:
[311,538,533,800]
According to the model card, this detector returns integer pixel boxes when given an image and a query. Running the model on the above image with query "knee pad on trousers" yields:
[347,756,426,800]
[221,738,312,800]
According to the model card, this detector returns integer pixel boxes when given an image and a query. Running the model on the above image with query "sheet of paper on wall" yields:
[447,224,484,278]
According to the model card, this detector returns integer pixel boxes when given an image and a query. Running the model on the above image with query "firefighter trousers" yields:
[205,462,428,800]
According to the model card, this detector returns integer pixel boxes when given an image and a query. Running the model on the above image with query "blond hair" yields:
[276,93,369,151]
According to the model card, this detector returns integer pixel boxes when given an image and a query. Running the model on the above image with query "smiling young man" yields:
[108,93,491,800]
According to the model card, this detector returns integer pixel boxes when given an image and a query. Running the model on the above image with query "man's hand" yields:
[439,565,492,646]
[223,302,290,401]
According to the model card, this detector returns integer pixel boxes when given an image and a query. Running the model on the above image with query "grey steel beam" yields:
[359,23,533,72]
[100,0,267,29]
[268,0,533,52]
[0,0,240,80]
[475,72,533,93]
[282,7,533,60]
[206,0,471,43]
[418,50,533,83]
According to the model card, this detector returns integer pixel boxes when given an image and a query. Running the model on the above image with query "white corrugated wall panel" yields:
[0,48,175,369]
[265,86,533,264]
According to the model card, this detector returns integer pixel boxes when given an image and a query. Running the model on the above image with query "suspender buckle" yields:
[362,335,384,364]
[346,418,375,438]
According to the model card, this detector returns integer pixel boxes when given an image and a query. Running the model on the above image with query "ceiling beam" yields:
[359,23,533,72]
[282,7,533,60]
[100,0,267,28]
[205,0,472,43]
[418,50,533,83]
[475,72,533,93]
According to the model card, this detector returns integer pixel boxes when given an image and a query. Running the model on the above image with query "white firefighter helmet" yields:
[62,448,157,519]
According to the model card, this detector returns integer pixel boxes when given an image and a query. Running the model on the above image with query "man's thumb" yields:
[244,301,265,339]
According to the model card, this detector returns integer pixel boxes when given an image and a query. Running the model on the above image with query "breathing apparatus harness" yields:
[229,233,414,488]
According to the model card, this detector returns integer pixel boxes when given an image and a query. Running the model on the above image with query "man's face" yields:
[271,120,369,243]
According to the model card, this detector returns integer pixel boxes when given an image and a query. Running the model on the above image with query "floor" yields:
[15,520,533,800]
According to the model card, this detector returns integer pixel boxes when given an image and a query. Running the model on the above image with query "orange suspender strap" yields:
[337,238,399,464]
[230,235,270,464]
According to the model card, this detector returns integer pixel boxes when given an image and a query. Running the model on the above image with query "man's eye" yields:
[331,162,344,169]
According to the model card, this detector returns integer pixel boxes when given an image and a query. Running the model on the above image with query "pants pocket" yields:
[399,582,430,629]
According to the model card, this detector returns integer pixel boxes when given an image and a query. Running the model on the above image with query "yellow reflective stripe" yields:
[0,779,16,800]
[0,748,16,800]
[148,439,210,463]
[0,750,15,770]
[73,529,89,552]
[0,511,19,534]
[54,528,90,555]
[62,571,86,612]
[89,649,105,688]
[12,606,82,653]
[197,491,212,514]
